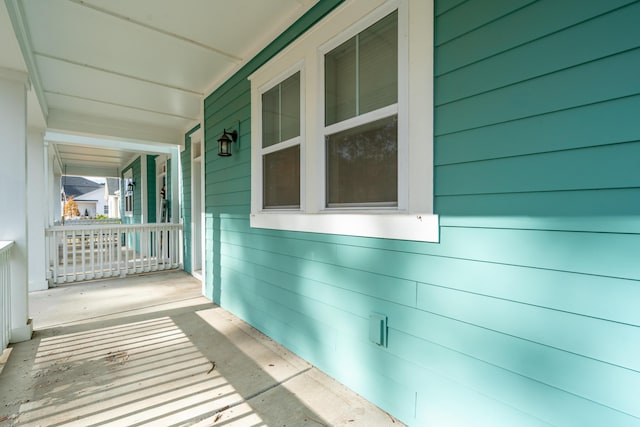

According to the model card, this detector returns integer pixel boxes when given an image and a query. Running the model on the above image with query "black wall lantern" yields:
[127,180,135,193]
[217,129,238,157]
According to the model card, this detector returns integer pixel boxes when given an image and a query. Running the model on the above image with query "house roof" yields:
[61,176,102,198]
[105,178,120,196]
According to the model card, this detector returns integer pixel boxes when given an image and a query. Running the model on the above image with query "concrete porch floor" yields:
[0,271,404,427]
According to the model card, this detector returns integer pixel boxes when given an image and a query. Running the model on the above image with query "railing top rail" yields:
[47,223,182,232]
[0,240,15,254]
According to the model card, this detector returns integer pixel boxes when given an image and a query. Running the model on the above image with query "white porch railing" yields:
[46,224,182,285]
[0,241,14,351]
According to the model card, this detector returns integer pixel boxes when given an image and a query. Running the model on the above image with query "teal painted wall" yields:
[121,155,158,224]
[202,1,640,425]
[121,156,142,224]
[181,124,199,274]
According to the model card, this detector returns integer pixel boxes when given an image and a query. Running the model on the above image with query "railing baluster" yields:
[97,229,102,278]
[145,226,151,272]
[89,228,94,280]
[116,227,121,277]
[71,229,77,282]
[133,227,138,274]
[61,230,67,283]
[173,226,179,268]
[51,230,57,285]
[124,226,129,276]
[154,225,160,271]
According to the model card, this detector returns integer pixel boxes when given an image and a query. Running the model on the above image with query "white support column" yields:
[0,68,32,342]
[170,147,180,225]
[44,141,63,227]
[27,130,47,291]
[141,154,147,224]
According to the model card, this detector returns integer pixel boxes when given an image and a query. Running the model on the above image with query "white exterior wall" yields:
[108,195,120,219]
[74,187,108,217]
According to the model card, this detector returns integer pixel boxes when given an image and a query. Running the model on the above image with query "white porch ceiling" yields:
[1,0,318,175]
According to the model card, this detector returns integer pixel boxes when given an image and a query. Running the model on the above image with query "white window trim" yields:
[249,0,438,242]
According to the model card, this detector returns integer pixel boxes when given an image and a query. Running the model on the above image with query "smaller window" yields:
[260,71,302,209]
[103,205,109,215]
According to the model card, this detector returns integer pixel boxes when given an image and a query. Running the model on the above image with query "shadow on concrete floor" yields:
[0,271,402,427]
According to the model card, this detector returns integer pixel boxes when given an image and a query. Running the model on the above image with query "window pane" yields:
[359,11,397,115]
[262,86,279,148]
[326,115,397,206]
[263,145,300,208]
[325,12,397,126]
[262,72,300,148]
[280,72,300,142]
[325,37,356,125]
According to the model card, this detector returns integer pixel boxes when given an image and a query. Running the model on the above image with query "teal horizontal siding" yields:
[201,0,640,425]
[437,48,640,135]
[435,0,535,46]
[436,2,640,105]
[397,330,640,427]
[435,0,636,74]
[434,0,466,17]
[335,226,640,280]
[435,188,640,216]
[436,95,640,165]
[437,142,640,195]
[216,222,640,422]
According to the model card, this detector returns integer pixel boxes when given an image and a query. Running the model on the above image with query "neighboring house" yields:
[61,176,102,218]
[74,187,106,218]
[61,176,113,218]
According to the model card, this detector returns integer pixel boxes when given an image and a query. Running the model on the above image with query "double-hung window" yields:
[261,71,302,209]
[323,10,398,208]
[250,0,438,242]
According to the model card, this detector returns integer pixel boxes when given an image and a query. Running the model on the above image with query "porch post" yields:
[170,147,180,224]
[0,68,33,342]
[27,130,47,291]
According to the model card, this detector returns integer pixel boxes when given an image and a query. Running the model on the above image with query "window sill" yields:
[250,211,439,242]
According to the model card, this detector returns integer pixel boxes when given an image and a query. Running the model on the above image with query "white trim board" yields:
[249,0,438,242]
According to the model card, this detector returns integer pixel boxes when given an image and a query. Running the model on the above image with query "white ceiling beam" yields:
[61,164,120,178]
[34,52,203,96]
[4,0,48,119]
[47,109,182,145]
[55,152,126,163]
[46,130,178,155]
[68,0,243,63]
[44,91,198,121]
